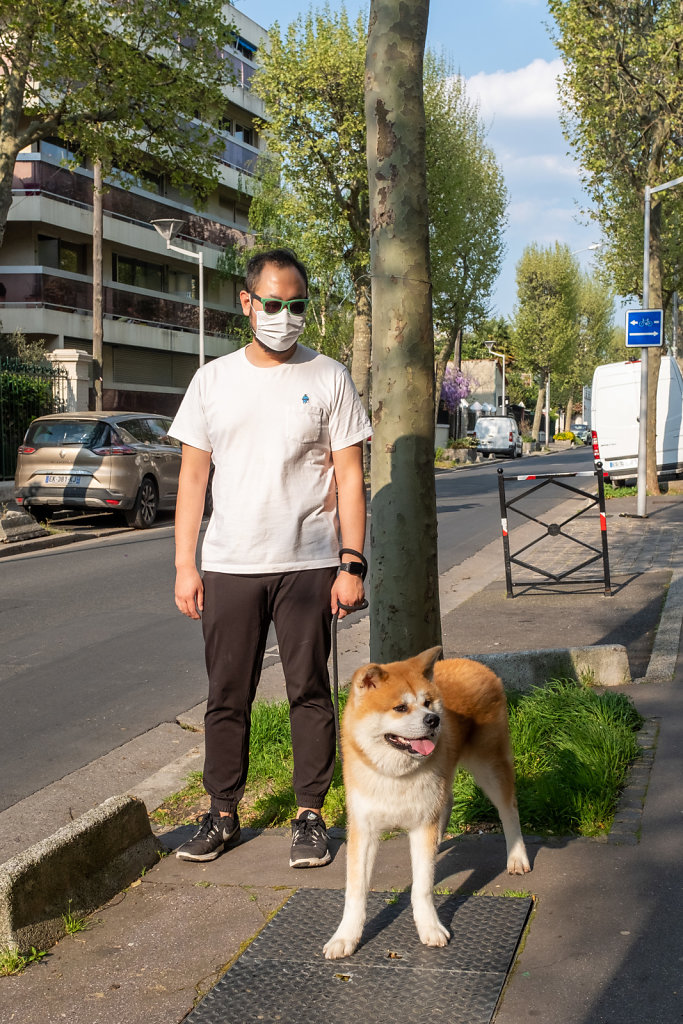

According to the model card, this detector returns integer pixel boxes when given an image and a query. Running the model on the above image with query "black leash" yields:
[332,548,368,766]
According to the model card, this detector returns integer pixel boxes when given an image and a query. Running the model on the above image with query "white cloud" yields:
[466,58,563,121]
[508,199,577,228]
[504,152,581,182]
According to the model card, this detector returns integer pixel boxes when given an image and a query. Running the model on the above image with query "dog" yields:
[323,645,530,960]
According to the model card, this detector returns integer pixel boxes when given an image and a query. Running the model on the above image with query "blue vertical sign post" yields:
[625,309,663,348]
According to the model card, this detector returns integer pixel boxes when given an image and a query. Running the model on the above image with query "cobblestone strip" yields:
[606,718,660,846]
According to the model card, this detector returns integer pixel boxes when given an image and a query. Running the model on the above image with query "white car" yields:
[474,415,522,458]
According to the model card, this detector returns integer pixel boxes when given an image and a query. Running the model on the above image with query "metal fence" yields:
[497,464,612,597]
[0,358,68,479]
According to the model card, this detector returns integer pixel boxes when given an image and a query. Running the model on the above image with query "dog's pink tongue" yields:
[410,738,435,756]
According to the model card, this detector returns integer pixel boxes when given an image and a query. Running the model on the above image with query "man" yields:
[170,248,371,868]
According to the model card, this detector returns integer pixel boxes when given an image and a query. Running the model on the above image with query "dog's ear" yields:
[413,646,443,681]
[352,663,387,691]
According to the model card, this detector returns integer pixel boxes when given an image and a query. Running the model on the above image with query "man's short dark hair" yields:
[245,248,308,294]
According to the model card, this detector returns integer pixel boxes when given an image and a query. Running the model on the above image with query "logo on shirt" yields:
[302,394,310,404]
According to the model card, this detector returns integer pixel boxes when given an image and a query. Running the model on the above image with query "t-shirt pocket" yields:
[286,404,323,444]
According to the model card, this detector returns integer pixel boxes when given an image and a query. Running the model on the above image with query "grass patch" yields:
[153,679,642,839]
[152,693,350,829]
[0,946,48,976]
[448,679,643,838]
[62,900,89,935]
[603,481,638,498]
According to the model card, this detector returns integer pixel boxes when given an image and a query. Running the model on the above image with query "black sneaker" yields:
[176,812,240,862]
[289,811,331,868]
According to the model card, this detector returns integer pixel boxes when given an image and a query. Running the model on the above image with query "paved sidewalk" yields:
[2,493,683,1024]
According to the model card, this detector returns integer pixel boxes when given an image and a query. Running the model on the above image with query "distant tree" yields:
[461,316,512,361]
[367,0,440,661]
[556,272,615,425]
[512,243,580,440]
[0,0,236,248]
[549,0,683,490]
[0,329,46,362]
[250,8,370,404]
[425,57,508,423]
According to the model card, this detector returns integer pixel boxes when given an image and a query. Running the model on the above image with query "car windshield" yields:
[25,419,108,448]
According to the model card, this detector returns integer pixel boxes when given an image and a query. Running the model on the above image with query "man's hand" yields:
[175,565,204,620]
[331,572,364,619]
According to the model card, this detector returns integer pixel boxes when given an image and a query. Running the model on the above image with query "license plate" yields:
[45,474,82,485]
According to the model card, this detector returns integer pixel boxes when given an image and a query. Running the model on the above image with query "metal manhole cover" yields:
[184,890,532,1024]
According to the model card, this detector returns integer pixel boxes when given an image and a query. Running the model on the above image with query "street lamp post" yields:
[484,340,506,415]
[571,242,603,257]
[151,218,205,367]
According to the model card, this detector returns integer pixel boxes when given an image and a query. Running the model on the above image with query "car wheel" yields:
[125,477,158,529]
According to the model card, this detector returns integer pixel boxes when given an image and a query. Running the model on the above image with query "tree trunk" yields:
[366,0,440,662]
[646,200,663,495]
[350,279,372,414]
[0,16,37,249]
[92,161,104,412]
[565,394,574,429]
[433,326,460,431]
[531,385,544,440]
[0,147,19,251]
[350,280,372,476]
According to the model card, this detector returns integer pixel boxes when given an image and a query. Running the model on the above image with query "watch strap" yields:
[339,562,364,577]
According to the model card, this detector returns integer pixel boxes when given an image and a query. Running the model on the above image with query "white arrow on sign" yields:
[630,330,659,337]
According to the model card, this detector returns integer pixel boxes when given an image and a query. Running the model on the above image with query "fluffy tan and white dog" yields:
[323,646,530,960]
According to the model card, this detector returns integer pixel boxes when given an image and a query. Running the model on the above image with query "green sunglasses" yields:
[250,292,310,316]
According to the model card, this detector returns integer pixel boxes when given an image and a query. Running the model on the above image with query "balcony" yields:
[0,270,239,337]
[12,158,255,249]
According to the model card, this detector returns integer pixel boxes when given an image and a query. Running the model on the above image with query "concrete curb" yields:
[474,644,632,690]
[0,795,160,953]
[642,569,683,683]
[0,529,82,558]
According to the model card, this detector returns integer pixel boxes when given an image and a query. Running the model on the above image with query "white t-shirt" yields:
[170,344,372,573]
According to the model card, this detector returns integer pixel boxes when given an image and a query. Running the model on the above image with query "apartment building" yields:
[0,7,268,415]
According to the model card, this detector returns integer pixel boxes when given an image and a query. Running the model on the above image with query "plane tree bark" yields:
[366,0,441,662]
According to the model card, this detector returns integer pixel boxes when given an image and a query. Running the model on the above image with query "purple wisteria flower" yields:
[440,364,473,413]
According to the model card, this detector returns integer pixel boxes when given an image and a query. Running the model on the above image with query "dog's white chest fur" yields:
[348,757,447,831]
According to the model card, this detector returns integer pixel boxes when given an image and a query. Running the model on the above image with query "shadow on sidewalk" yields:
[443,570,670,681]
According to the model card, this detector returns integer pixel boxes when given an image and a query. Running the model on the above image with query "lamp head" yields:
[151,218,186,243]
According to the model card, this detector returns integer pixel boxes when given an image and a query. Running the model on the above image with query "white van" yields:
[474,415,522,458]
[590,356,683,481]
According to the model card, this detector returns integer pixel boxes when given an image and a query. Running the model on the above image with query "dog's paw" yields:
[416,919,450,947]
[323,934,359,960]
[507,841,531,875]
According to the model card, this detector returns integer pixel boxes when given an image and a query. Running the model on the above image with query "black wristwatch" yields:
[339,561,364,577]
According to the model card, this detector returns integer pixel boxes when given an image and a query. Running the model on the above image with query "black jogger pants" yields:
[201,567,337,815]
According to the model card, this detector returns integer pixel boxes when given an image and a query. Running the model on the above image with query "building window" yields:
[234,36,257,59]
[113,253,165,292]
[38,235,87,274]
[234,122,256,147]
[39,138,82,165]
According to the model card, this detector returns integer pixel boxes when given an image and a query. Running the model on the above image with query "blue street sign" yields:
[625,309,663,347]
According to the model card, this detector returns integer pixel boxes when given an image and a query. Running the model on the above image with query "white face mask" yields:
[252,307,306,352]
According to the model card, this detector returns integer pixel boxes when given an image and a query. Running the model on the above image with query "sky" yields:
[237,0,604,321]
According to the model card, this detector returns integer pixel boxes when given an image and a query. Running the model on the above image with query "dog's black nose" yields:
[424,713,440,730]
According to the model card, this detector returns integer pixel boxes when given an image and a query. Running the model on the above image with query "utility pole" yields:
[92,161,104,411]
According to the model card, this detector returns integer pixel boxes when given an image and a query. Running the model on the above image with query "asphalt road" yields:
[0,445,594,811]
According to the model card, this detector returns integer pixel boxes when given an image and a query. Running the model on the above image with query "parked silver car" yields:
[14,411,182,528]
